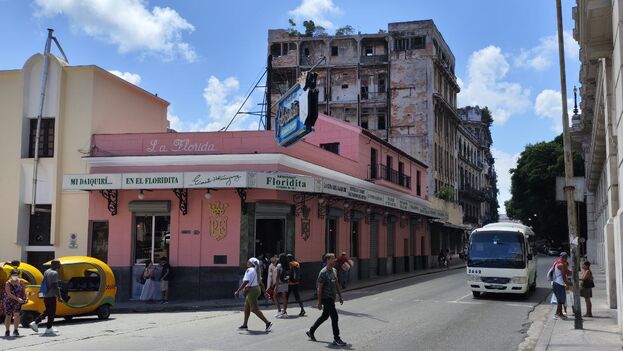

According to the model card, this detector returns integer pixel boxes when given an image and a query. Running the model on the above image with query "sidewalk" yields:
[112,260,465,313]
[534,265,622,351]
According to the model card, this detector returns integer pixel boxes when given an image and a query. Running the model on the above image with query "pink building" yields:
[64,115,446,300]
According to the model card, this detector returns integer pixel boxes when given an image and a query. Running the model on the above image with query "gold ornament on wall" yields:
[301,204,311,241]
[209,202,229,241]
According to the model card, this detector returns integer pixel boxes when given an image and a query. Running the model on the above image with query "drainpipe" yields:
[31,29,54,215]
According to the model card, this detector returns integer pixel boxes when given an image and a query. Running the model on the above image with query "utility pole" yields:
[555,0,582,329]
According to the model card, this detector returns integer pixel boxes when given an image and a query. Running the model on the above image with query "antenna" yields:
[31,29,68,215]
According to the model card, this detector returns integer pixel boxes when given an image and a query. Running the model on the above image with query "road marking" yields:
[447,301,483,305]
[453,293,472,302]
[504,303,534,308]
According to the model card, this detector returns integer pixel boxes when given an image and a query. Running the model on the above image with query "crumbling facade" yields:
[457,106,497,227]
[267,20,460,199]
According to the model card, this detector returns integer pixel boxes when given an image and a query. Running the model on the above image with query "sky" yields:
[0,0,581,214]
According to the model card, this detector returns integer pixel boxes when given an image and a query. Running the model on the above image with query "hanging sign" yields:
[62,174,121,190]
[122,173,184,189]
[184,172,248,188]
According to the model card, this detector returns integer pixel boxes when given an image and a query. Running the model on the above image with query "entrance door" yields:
[132,215,170,299]
[404,238,409,272]
[255,218,285,257]
[326,218,338,254]
[369,220,379,277]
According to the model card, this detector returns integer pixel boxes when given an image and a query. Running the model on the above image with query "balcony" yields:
[368,163,411,189]
[463,215,479,224]
[360,55,388,65]
[459,185,485,202]
[360,91,387,102]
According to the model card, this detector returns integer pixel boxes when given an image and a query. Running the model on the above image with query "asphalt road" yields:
[1,256,557,351]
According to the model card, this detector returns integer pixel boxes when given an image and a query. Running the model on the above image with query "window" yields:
[134,215,170,265]
[29,205,52,245]
[416,171,422,196]
[342,84,349,89]
[370,148,378,178]
[378,114,386,130]
[331,46,339,56]
[379,78,386,93]
[29,118,55,158]
[365,45,374,56]
[90,221,109,263]
[361,118,369,129]
[320,142,340,154]
[304,48,310,56]
[386,155,393,181]
[398,161,405,186]
[394,36,426,51]
[361,86,369,100]
[326,218,338,254]
[270,42,293,57]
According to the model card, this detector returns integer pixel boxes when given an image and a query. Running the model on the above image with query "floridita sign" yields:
[63,171,447,219]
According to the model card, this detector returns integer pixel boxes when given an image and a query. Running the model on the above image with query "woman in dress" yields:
[580,260,594,317]
[139,260,157,302]
[4,269,27,337]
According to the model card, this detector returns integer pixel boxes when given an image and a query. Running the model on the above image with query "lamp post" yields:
[555,0,582,329]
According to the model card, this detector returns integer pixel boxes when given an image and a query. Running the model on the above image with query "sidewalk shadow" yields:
[239,330,270,336]
[314,341,355,350]
[475,287,550,304]
[337,309,388,323]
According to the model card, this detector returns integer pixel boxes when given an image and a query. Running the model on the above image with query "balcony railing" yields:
[369,163,411,189]
[459,185,485,201]
[360,91,387,101]
[360,55,388,65]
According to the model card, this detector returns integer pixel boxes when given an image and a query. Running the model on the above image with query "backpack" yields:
[289,263,301,283]
[39,277,48,296]
[547,262,557,282]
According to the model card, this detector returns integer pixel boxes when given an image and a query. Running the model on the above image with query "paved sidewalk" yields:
[112,259,465,313]
[535,265,622,351]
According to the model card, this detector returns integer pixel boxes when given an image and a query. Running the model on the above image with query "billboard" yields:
[274,72,319,147]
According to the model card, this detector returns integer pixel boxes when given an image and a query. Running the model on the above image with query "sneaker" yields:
[265,322,273,332]
[333,337,347,346]
[299,310,306,317]
[238,325,248,330]
[29,321,38,333]
[43,328,58,335]
[274,311,283,318]
[279,312,288,318]
[306,330,316,342]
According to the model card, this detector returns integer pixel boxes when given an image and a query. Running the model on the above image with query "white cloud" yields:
[458,45,531,125]
[289,0,341,29]
[492,148,520,214]
[514,31,579,71]
[201,76,255,131]
[534,89,577,133]
[109,70,141,85]
[34,0,196,62]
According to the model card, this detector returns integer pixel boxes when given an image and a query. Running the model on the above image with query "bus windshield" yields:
[468,231,526,269]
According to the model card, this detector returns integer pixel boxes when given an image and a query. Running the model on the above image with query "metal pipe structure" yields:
[31,29,54,215]
[555,0,582,329]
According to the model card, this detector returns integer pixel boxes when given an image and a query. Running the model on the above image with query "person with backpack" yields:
[30,259,62,335]
[273,254,290,318]
[286,254,306,317]
[548,252,570,320]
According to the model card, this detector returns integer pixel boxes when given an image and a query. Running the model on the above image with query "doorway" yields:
[326,217,338,254]
[369,220,379,277]
[132,214,170,299]
[255,218,286,257]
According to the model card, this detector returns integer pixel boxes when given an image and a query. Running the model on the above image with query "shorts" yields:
[276,283,289,294]
[161,280,169,291]
[245,286,261,309]
[580,288,592,298]
[552,282,566,305]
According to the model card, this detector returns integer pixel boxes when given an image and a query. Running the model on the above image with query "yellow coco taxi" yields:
[0,262,43,318]
[20,256,117,327]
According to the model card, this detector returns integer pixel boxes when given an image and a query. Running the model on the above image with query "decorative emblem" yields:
[209,202,229,241]
[301,204,311,241]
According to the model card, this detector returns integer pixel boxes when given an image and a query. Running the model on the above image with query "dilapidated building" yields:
[267,20,460,199]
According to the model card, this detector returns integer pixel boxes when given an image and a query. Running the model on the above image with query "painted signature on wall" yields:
[145,139,216,153]
[191,174,242,186]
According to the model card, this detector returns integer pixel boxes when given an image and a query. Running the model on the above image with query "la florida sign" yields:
[274,72,319,147]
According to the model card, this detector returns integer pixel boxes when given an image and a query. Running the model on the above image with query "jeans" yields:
[35,297,57,329]
[310,298,340,338]
[338,270,348,288]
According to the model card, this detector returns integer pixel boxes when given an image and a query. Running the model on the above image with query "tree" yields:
[505,135,585,245]
[287,18,300,37]
[481,107,493,127]
[335,25,354,36]
[435,186,455,202]
[303,20,316,37]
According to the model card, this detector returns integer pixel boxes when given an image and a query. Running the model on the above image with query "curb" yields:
[534,305,556,351]
[111,265,465,314]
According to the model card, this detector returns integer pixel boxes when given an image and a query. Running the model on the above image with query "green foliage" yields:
[435,186,455,202]
[481,107,493,127]
[505,135,585,244]
[335,25,354,36]
[303,20,316,36]
[287,19,300,37]
[378,29,386,34]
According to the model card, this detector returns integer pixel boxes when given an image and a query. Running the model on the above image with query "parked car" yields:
[547,247,562,256]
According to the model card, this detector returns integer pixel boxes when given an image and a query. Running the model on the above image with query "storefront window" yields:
[90,221,109,263]
[134,215,170,264]
[350,220,360,257]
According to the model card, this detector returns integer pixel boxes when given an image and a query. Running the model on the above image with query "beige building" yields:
[0,53,168,268]
[267,20,460,198]
[573,0,623,334]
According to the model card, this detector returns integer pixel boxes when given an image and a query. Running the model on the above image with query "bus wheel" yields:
[472,291,481,298]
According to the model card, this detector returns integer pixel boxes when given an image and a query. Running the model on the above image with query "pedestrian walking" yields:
[4,269,27,337]
[234,257,272,332]
[139,260,159,302]
[550,252,570,320]
[159,257,171,304]
[30,259,62,335]
[306,253,347,347]
[286,254,306,317]
[266,255,280,313]
[580,260,594,317]
[274,253,290,318]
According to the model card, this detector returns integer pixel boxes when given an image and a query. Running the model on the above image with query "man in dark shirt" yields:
[30,259,61,335]
[306,253,347,347]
